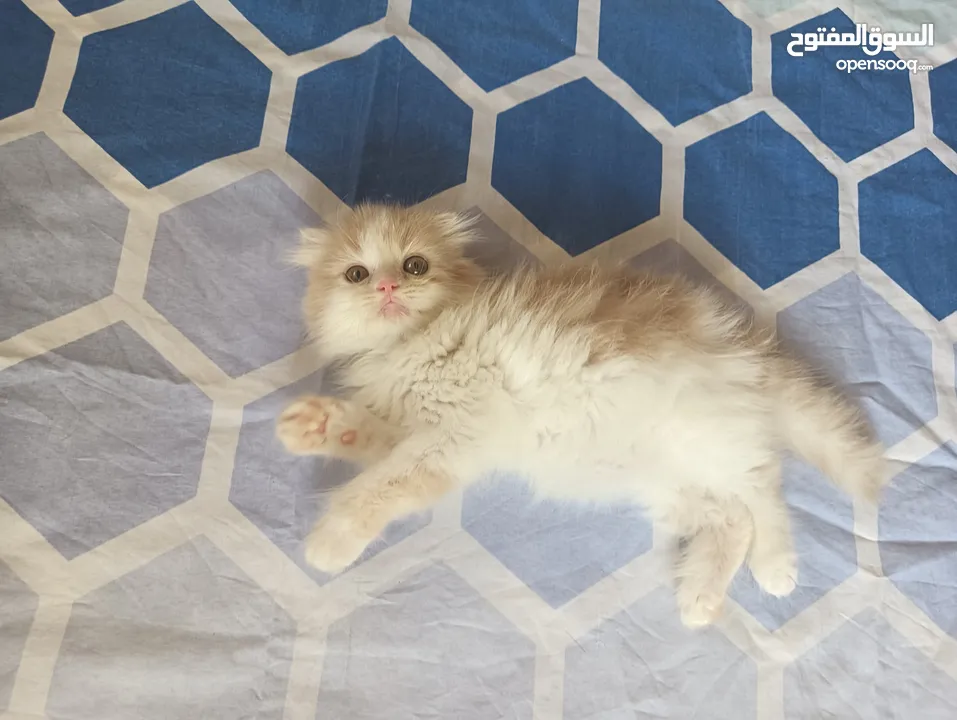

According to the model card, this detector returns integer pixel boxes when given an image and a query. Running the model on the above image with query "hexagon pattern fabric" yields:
[64,2,271,188]
[317,563,536,718]
[0,1,53,121]
[493,77,662,255]
[784,609,957,719]
[0,322,212,559]
[931,59,957,153]
[410,0,578,92]
[47,538,295,719]
[60,0,124,14]
[231,0,387,55]
[462,475,652,607]
[2,0,957,718]
[777,273,937,447]
[0,133,127,342]
[771,9,914,162]
[599,0,752,125]
[0,562,37,713]
[287,36,472,205]
[144,170,317,377]
[684,111,839,288]
[860,150,957,320]
[880,444,957,639]
[564,587,758,718]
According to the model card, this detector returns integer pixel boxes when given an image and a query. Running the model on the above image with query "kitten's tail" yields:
[769,355,889,503]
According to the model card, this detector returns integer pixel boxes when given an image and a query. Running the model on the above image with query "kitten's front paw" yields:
[676,586,725,629]
[277,396,359,456]
[750,552,799,597]
[303,513,372,574]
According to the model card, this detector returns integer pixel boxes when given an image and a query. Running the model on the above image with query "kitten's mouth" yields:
[379,300,408,318]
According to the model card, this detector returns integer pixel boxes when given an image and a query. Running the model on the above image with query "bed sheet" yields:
[2,0,957,718]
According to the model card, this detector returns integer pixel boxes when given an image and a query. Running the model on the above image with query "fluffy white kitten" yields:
[277,204,886,628]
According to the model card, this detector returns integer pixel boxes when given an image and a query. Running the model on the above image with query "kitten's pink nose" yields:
[376,278,399,293]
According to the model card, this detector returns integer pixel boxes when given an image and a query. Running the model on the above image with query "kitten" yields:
[277,203,887,628]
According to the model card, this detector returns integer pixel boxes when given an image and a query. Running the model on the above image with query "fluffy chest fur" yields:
[337,267,772,475]
[343,335,504,427]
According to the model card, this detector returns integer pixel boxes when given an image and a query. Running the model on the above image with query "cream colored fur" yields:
[277,204,887,628]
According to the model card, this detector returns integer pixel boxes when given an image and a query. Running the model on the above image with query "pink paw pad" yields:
[302,414,327,436]
[339,429,358,446]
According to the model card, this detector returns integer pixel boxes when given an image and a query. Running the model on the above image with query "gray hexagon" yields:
[461,209,540,272]
[564,586,757,718]
[785,609,957,719]
[316,562,535,719]
[230,372,431,585]
[47,537,295,719]
[631,238,749,312]
[0,132,127,342]
[0,561,38,712]
[0,322,212,558]
[145,171,318,377]
[880,443,957,638]
[463,475,652,608]
[778,273,936,448]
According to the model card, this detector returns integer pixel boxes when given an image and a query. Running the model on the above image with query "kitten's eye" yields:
[344,265,369,283]
[403,255,429,276]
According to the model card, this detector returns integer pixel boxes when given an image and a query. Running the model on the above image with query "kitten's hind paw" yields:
[276,395,359,456]
[303,513,371,574]
[677,587,725,629]
[750,552,799,597]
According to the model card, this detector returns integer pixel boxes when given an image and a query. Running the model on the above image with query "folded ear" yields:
[287,226,330,267]
[432,210,479,246]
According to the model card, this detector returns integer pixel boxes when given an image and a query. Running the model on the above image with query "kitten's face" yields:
[296,204,483,357]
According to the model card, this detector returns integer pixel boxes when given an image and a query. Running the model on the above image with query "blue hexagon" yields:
[409,0,577,92]
[64,3,271,188]
[772,9,913,162]
[685,112,839,288]
[61,0,123,15]
[230,372,431,585]
[931,59,957,153]
[564,587,757,718]
[860,149,957,320]
[462,476,652,608]
[231,0,387,55]
[317,563,535,718]
[777,273,936,448]
[492,78,662,255]
[880,443,957,638]
[0,1,53,121]
[287,37,472,206]
[729,458,857,631]
[599,0,751,125]
[785,609,957,718]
